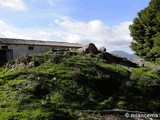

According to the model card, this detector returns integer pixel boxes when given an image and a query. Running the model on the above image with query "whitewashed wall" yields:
[0,44,67,59]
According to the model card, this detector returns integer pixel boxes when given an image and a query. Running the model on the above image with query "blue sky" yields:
[0,0,150,53]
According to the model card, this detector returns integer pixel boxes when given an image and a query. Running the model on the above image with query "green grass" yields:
[0,51,160,119]
[131,68,159,80]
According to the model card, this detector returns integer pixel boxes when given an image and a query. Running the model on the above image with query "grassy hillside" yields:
[0,50,160,119]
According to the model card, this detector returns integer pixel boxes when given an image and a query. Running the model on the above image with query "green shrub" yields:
[155,58,160,65]
[0,79,5,85]
[97,97,114,109]
[117,101,126,109]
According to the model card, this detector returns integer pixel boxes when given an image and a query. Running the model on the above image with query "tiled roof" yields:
[0,38,83,48]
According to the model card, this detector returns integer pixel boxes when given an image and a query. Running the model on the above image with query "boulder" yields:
[137,59,144,67]
[80,43,99,54]
[99,47,106,53]
[28,62,35,68]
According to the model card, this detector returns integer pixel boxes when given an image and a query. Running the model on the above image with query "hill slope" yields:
[0,50,160,119]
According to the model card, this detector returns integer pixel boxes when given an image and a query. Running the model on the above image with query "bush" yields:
[155,58,160,65]
[97,97,114,109]
[117,101,126,109]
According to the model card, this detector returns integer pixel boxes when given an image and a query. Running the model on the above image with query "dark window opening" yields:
[1,46,8,49]
[28,46,34,50]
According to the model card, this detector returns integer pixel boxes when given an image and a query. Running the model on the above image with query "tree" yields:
[129,0,160,62]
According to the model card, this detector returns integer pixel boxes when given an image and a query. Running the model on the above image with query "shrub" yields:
[97,97,114,109]
[117,101,126,109]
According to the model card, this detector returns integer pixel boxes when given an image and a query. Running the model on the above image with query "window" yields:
[28,46,34,50]
[1,46,8,49]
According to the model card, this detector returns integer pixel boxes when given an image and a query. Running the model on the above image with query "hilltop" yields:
[0,48,160,119]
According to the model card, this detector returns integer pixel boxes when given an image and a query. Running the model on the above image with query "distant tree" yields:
[129,0,160,63]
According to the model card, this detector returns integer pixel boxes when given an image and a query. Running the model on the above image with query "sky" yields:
[0,0,150,53]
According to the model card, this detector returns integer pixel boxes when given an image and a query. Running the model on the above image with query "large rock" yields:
[79,43,99,54]
[28,62,35,68]
[99,47,106,53]
[137,59,144,67]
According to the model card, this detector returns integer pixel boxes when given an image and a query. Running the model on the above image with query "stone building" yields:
[0,38,83,66]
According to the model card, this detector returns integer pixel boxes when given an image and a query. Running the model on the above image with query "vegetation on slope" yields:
[0,50,160,119]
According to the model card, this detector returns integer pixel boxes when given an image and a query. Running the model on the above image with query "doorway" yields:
[0,49,13,66]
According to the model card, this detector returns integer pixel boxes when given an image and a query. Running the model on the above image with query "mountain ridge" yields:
[110,50,137,59]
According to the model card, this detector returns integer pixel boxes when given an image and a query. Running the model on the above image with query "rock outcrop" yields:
[79,43,99,54]
[99,47,106,53]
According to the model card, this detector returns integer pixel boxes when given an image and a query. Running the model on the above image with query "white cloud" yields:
[46,0,77,5]
[30,0,65,6]
[0,0,26,11]
[0,17,133,53]
[0,21,10,28]
[0,20,30,38]
[1,31,27,39]
[53,17,133,52]
[0,20,64,41]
